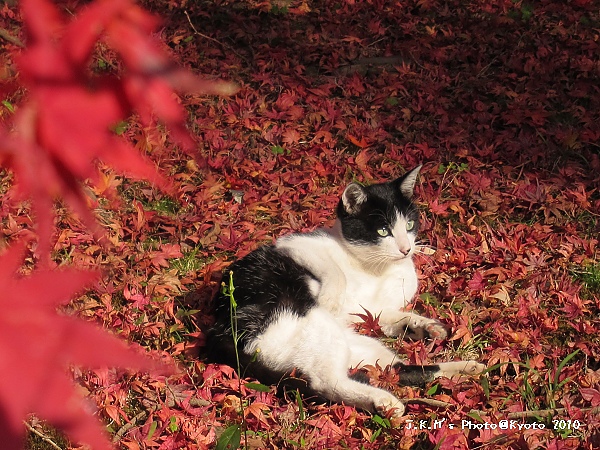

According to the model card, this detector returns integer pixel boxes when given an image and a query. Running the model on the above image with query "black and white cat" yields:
[206,166,485,417]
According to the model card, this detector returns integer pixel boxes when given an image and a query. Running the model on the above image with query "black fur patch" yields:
[394,363,442,387]
[205,245,318,373]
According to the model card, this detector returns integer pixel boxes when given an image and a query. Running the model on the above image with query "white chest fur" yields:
[339,258,417,317]
[276,228,418,324]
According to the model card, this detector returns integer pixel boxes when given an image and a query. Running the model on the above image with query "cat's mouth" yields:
[391,252,412,261]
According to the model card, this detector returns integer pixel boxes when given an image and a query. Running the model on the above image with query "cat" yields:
[205,166,485,417]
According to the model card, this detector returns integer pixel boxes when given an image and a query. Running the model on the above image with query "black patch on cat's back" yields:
[205,245,318,369]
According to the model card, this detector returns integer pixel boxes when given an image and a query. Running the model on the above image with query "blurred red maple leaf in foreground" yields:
[0,243,172,450]
[0,0,237,258]
[0,0,238,447]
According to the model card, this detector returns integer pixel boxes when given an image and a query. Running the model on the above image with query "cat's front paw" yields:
[424,321,448,340]
[403,317,448,341]
[372,391,405,418]
[380,312,448,341]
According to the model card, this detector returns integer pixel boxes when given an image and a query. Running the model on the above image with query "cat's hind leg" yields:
[247,308,406,417]
[343,331,485,385]
[339,327,485,385]
[395,360,486,386]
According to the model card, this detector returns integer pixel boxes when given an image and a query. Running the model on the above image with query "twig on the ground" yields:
[0,27,24,48]
[112,397,210,443]
[497,405,600,419]
[183,10,248,64]
[405,397,453,408]
[406,397,600,420]
[335,56,408,76]
[112,410,149,443]
[24,420,63,450]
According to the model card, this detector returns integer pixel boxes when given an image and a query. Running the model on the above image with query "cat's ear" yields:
[395,165,422,198]
[341,182,368,214]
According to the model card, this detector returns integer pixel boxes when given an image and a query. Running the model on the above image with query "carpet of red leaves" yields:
[1,0,600,449]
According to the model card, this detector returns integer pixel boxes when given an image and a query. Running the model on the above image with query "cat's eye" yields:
[406,220,415,231]
[376,227,390,237]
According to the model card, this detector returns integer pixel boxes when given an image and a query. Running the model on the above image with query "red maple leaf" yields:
[150,243,184,268]
[580,387,600,407]
[347,134,369,149]
[0,243,172,449]
[428,198,450,217]
[1,0,237,259]
[468,271,486,291]
[351,307,384,337]
[282,128,301,144]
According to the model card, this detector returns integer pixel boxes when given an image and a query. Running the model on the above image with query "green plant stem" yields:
[224,271,248,450]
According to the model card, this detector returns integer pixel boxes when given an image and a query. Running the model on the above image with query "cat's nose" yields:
[398,246,410,256]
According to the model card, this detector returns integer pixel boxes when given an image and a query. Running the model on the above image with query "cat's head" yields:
[336,166,422,267]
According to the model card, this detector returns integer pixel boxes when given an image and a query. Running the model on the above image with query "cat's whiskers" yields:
[362,249,405,273]
[361,253,388,272]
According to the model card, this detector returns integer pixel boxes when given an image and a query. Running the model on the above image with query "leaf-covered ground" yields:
[3,0,600,448]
